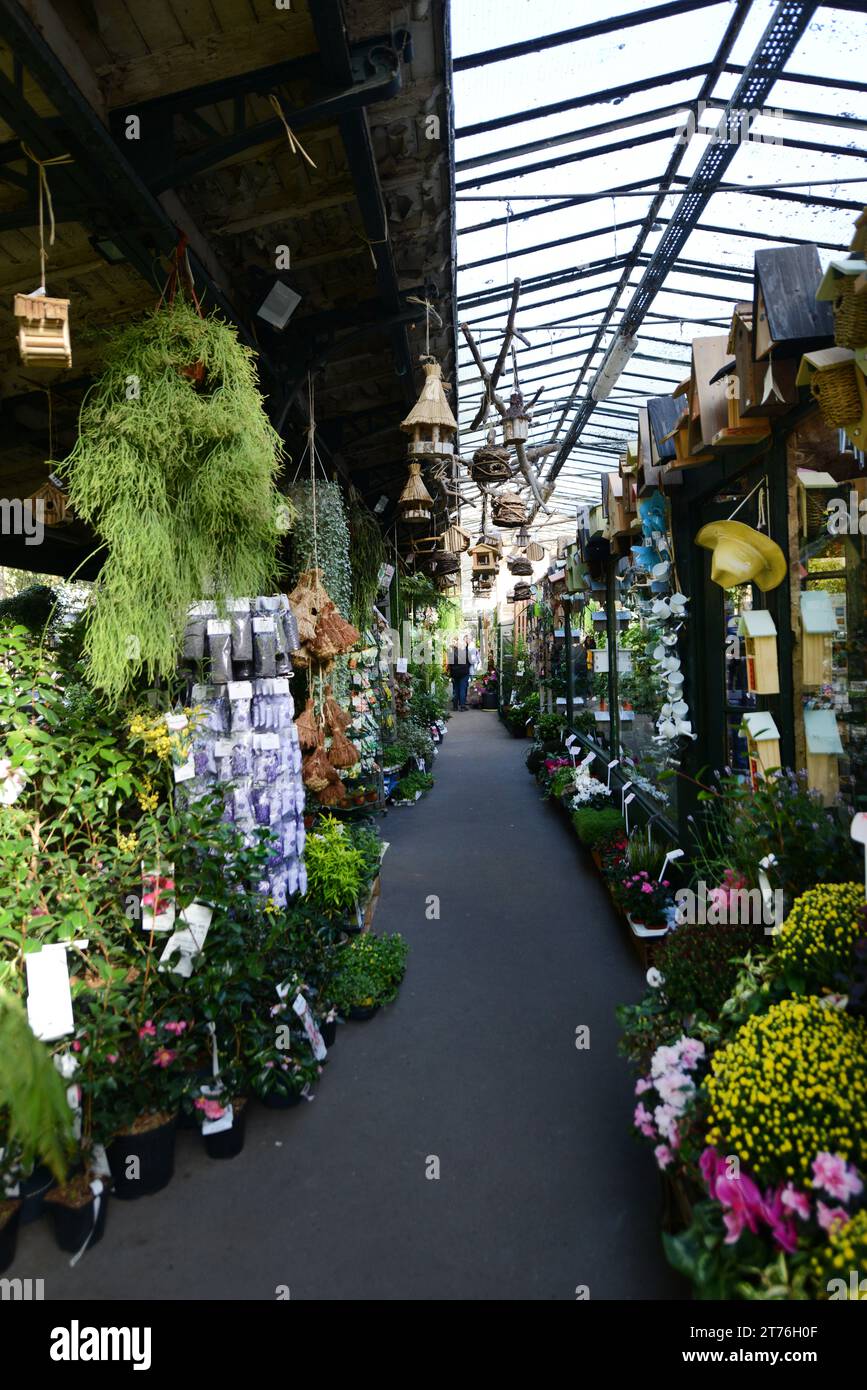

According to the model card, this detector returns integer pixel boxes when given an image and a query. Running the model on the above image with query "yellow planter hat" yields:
[694,520,787,591]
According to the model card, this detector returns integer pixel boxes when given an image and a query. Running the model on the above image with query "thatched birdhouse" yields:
[492,490,528,528]
[400,358,457,460]
[743,711,781,786]
[816,256,867,351]
[804,709,844,805]
[502,390,530,445]
[14,293,71,369]
[800,590,837,687]
[398,461,434,524]
[753,245,833,360]
[738,609,779,695]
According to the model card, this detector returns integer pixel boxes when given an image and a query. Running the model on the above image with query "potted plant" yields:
[245,1023,321,1109]
[304,815,367,927]
[331,932,408,1021]
[534,711,566,752]
[610,867,674,932]
[44,1163,109,1255]
[571,806,625,852]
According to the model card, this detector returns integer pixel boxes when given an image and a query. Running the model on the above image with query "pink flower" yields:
[634,1077,652,1096]
[71,1041,81,1052]
[812,1152,863,1203]
[263,1060,274,1068]
[714,1170,766,1244]
[817,1201,850,1234]
[662,880,670,888]
[152,1048,176,1068]
[163,1020,187,1036]
[762,1187,798,1254]
[106,1054,118,1064]
[654,1144,674,1170]
[194,1097,225,1121]
[138,1020,156,1039]
[641,882,654,894]
[679,1037,706,1070]
[780,1183,811,1221]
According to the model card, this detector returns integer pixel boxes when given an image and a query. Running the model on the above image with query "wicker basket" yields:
[507,556,533,576]
[810,361,862,427]
[833,278,867,351]
[431,550,460,577]
[470,445,513,485]
[492,491,528,528]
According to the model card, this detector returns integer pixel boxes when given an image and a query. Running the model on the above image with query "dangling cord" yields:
[20,144,73,291]
[268,94,318,168]
[407,296,442,359]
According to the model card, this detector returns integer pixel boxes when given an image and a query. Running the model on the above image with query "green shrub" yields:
[571,806,625,848]
[394,770,434,800]
[304,816,366,914]
[331,932,408,1012]
[655,918,759,1019]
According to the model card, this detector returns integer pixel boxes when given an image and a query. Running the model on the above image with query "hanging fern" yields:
[54,298,286,704]
[348,491,385,630]
[286,478,352,618]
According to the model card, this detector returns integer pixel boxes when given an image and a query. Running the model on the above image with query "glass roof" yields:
[452,0,867,519]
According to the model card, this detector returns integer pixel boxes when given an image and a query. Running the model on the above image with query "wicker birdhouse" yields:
[470,442,513,485]
[511,581,532,602]
[400,358,457,460]
[442,522,470,555]
[507,553,533,576]
[492,490,528,528]
[800,590,837,687]
[743,711,781,787]
[398,461,434,524]
[502,390,530,445]
[738,609,779,695]
[27,472,71,527]
[796,348,866,437]
[14,293,72,369]
[816,257,867,351]
[804,709,844,805]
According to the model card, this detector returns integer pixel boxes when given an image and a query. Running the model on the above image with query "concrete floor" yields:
[12,710,682,1300]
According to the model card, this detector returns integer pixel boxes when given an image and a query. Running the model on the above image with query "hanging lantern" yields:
[502,390,530,446]
[14,293,72,369]
[400,357,457,460]
[398,461,434,524]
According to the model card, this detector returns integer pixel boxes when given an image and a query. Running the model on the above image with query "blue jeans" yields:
[451,673,469,709]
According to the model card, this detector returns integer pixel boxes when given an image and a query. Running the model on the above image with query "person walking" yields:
[447,633,477,711]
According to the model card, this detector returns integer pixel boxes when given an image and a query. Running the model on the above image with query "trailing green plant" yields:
[54,297,286,703]
[303,815,366,915]
[571,806,625,849]
[0,990,74,1184]
[286,476,352,619]
[347,490,386,630]
[331,932,408,1012]
[346,820,383,892]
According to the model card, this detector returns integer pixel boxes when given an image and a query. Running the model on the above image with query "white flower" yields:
[0,760,26,806]
[646,967,665,988]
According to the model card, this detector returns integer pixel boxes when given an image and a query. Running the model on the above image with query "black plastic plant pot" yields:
[47,1190,109,1255]
[0,1203,22,1273]
[349,1004,381,1021]
[203,1103,248,1160]
[106,1115,177,1199]
[320,1019,338,1048]
[259,1086,304,1110]
[19,1163,55,1224]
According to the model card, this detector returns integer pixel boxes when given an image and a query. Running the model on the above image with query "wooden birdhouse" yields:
[660,382,711,470]
[684,335,731,452]
[470,540,499,577]
[738,609,779,695]
[442,522,470,555]
[743,711,782,786]
[800,590,837,687]
[14,293,72,369]
[753,245,833,361]
[27,473,71,527]
[400,358,457,460]
[796,347,867,442]
[398,461,434,524]
[803,709,844,805]
[604,472,631,537]
[502,390,530,445]
[797,468,839,539]
[816,256,867,351]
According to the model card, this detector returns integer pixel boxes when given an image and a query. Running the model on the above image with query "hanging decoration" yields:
[14,145,74,370]
[400,357,457,462]
[695,520,787,592]
[398,461,435,524]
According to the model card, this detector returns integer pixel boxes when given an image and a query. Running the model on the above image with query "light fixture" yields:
[89,234,126,265]
[591,333,637,402]
[257,281,301,330]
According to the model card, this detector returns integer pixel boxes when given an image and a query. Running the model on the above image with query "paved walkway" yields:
[14,711,681,1300]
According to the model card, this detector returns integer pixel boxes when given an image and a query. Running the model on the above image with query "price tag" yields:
[396,658,408,674]
[565,734,577,748]
[25,944,75,1041]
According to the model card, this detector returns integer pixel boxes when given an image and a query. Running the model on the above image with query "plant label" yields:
[396,658,408,674]
[293,993,327,1061]
[623,792,636,834]
[141,864,175,933]
[25,943,74,1041]
[199,1084,234,1136]
[659,848,684,881]
[606,758,619,788]
[565,734,577,747]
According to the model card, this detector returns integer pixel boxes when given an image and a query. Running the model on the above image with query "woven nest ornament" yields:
[287,568,329,647]
[507,555,533,576]
[328,729,360,769]
[27,473,70,527]
[431,550,460,577]
[492,491,528,528]
[400,357,457,460]
[470,444,514,485]
[323,683,352,734]
[295,698,323,751]
[302,746,339,792]
[288,568,359,664]
[318,779,347,807]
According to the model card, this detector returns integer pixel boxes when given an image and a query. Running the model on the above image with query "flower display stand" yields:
[626,913,669,970]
